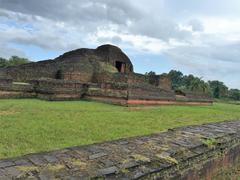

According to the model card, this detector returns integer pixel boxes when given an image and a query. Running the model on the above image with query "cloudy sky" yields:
[0,0,240,88]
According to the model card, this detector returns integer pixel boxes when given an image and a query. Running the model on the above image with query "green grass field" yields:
[1,99,240,159]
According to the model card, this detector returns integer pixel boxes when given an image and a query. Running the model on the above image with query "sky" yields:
[0,0,240,89]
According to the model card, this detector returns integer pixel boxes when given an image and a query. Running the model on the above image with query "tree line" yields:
[146,70,240,101]
[0,56,30,67]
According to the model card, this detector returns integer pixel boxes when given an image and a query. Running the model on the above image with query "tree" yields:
[185,77,210,93]
[0,57,8,67]
[8,56,30,66]
[208,81,228,99]
[182,74,195,89]
[228,89,240,101]
[145,71,158,85]
[0,56,30,67]
[167,70,184,90]
[188,78,201,91]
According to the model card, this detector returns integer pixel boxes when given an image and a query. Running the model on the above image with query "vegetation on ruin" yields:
[201,138,217,149]
[1,99,240,159]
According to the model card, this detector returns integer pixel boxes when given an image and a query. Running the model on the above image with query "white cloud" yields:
[188,19,204,32]
[0,43,26,58]
[0,0,239,88]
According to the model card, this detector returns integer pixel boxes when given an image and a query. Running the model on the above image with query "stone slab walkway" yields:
[0,120,240,179]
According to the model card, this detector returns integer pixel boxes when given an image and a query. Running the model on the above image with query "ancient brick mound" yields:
[57,44,133,70]
[0,44,213,105]
[0,44,133,82]
[1,120,240,179]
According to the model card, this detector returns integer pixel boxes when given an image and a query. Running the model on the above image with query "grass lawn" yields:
[1,99,240,159]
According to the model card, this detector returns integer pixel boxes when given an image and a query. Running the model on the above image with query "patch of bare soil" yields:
[0,109,18,116]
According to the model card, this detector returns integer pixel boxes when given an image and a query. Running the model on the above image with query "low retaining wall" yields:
[0,78,213,105]
[128,84,175,101]
[0,120,240,179]
[31,79,88,101]
[0,79,36,98]
[0,91,36,99]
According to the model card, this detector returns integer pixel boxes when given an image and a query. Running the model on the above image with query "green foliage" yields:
[0,56,30,67]
[146,69,238,101]
[168,70,184,90]
[228,89,240,101]
[99,61,118,73]
[146,70,211,93]
[145,71,156,76]
[172,73,210,93]
[208,81,228,99]
[184,76,210,93]
[1,99,240,159]
[145,71,157,85]
[201,138,217,149]
[0,57,8,67]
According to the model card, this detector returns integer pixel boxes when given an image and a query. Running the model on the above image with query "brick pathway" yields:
[0,120,240,179]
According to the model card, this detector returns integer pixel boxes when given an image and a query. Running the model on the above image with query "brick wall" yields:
[63,72,93,82]
[128,84,175,100]
[127,73,147,84]
[158,76,172,91]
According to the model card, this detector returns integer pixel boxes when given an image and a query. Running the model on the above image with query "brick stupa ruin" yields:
[0,44,212,105]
